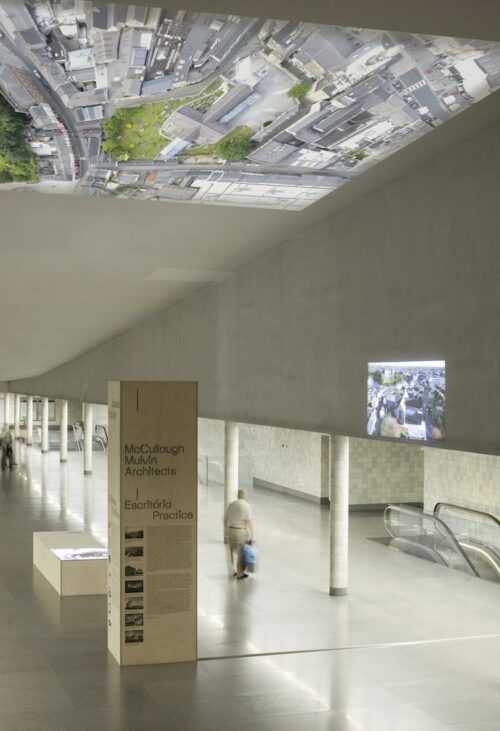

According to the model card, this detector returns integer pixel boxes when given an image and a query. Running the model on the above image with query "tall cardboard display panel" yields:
[108,381,197,665]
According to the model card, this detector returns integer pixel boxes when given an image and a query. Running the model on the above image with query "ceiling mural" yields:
[0,1,499,209]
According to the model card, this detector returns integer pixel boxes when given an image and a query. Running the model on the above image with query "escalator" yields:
[434,503,500,582]
[384,503,500,582]
[383,504,479,577]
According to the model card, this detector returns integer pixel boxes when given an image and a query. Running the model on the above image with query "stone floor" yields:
[0,442,499,730]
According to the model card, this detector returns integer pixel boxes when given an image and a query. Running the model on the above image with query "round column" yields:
[14,394,20,439]
[4,393,13,427]
[26,396,33,446]
[41,397,49,453]
[60,399,68,463]
[84,403,93,475]
[224,421,239,542]
[329,435,349,596]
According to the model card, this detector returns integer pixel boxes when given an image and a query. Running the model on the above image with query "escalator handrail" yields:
[390,536,449,567]
[384,503,479,576]
[458,539,500,579]
[93,436,106,452]
[434,502,500,527]
[456,534,500,560]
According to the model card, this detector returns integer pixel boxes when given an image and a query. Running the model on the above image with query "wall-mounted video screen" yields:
[367,360,445,441]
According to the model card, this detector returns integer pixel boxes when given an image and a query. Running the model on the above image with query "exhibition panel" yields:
[108,381,198,665]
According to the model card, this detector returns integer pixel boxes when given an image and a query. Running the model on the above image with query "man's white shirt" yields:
[225,499,252,528]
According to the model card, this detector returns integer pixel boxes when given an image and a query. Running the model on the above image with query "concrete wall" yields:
[424,448,500,517]
[349,438,424,508]
[11,120,500,455]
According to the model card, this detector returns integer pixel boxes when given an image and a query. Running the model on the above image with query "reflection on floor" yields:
[0,444,499,730]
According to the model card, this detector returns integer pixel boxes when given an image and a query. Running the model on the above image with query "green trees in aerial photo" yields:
[102,104,167,161]
[0,95,38,182]
[287,81,312,100]
[183,126,255,161]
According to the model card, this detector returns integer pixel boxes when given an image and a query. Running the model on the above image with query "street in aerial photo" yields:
[0,1,499,209]
[367,360,446,441]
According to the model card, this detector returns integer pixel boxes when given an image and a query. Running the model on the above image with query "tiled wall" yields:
[349,438,424,506]
[198,420,437,508]
[198,417,224,458]
[423,448,500,517]
[197,418,255,490]
[240,424,329,501]
[198,418,329,500]
[198,417,225,487]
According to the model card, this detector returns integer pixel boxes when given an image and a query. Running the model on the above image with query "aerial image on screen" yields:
[367,360,446,441]
[0,2,499,209]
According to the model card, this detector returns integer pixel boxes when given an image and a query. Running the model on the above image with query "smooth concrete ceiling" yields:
[2,0,500,381]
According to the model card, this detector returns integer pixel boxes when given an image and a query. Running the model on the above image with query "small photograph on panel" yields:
[125,613,144,627]
[125,630,144,644]
[125,546,144,558]
[125,527,144,540]
[125,564,144,576]
[125,597,144,610]
[125,580,144,594]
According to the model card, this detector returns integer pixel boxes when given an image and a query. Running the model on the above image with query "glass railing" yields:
[30,425,105,452]
[384,504,479,577]
[434,503,500,549]
[433,503,500,581]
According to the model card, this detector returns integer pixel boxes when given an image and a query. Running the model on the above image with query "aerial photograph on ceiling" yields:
[0,0,499,209]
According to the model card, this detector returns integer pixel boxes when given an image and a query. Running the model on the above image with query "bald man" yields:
[224,489,253,579]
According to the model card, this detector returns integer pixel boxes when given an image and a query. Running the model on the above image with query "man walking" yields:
[1,425,14,470]
[224,489,253,579]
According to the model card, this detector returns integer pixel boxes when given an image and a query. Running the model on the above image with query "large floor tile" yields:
[0,447,498,731]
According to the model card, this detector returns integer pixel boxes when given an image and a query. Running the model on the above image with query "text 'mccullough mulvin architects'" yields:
[0,2,499,209]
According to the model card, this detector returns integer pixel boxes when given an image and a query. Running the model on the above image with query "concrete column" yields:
[41,397,49,453]
[2,394,6,429]
[26,396,33,446]
[224,421,239,541]
[84,403,93,475]
[4,393,13,427]
[14,394,21,439]
[59,462,68,519]
[60,399,68,463]
[329,435,349,596]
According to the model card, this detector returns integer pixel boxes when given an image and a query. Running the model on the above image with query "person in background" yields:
[395,386,407,425]
[1,425,14,470]
[224,488,253,579]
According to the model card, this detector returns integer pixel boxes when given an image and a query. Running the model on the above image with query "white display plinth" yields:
[33,531,107,596]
